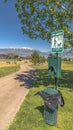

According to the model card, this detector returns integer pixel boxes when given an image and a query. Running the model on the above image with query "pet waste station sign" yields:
[51,30,64,53]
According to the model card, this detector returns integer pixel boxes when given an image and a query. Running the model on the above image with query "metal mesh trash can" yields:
[44,88,58,125]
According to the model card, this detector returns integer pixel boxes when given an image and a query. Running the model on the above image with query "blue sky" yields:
[0,1,51,52]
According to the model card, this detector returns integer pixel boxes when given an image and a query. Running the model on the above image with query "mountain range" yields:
[0,47,49,58]
[60,48,73,59]
[0,47,73,59]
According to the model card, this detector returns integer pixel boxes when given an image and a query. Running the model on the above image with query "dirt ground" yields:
[0,64,36,130]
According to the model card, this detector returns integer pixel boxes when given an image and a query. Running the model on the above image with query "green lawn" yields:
[0,65,20,77]
[7,61,73,130]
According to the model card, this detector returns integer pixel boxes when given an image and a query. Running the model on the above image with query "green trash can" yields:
[44,88,58,125]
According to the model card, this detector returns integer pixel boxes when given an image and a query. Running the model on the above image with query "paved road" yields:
[0,64,35,130]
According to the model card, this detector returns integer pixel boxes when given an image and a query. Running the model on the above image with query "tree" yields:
[15,1,73,44]
[4,0,73,46]
[39,56,46,64]
[64,42,71,49]
[8,53,15,59]
[31,51,40,65]
[7,53,19,59]
[31,51,46,65]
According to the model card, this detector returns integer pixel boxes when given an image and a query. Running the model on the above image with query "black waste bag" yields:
[35,89,64,111]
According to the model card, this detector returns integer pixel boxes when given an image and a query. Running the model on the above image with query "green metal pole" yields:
[54,77,58,89]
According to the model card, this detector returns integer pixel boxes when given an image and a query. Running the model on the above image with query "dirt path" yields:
[0,64,36,130]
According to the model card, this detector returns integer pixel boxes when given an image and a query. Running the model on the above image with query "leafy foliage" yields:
[7,53,18,59]
[31,51,40,65]
[31,51,46,65]
[3,0,73,46]
[14,0,73,44]
[39,56,46,64]
[64,42,72,49]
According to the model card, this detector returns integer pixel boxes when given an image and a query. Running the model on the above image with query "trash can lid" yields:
[44,88,58,95]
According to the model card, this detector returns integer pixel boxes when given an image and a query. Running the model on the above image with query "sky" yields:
[0,1,51,52]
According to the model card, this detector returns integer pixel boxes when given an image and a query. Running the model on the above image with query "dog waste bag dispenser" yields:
[48,55,61,78]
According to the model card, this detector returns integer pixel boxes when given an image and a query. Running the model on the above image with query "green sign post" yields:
[35,30,65,126]
[51,30,64,53]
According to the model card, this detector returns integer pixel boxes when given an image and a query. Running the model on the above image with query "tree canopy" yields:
[4,0,73,46]
[31,50,46,65]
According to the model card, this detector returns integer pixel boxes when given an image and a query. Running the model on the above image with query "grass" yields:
[0,65,20,77]
[7,61,73,130]
[62,60,73,71]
